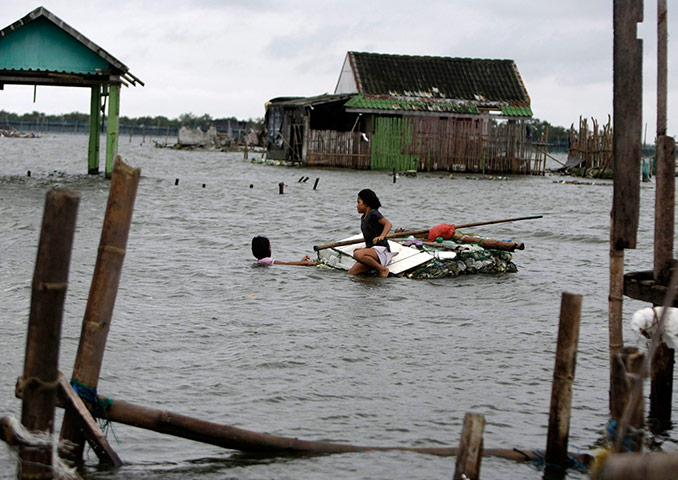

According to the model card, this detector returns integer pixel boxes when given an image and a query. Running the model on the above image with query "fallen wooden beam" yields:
[15,378,593,467]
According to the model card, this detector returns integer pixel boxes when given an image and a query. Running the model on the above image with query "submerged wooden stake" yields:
[20,189,79,480]
[545,292,582,469]
[60,157,140,462]
[453,413,485,480]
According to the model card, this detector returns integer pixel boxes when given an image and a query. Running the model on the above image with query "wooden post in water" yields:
[453,413,485,480]
[278,182,284,194]
[592,451,678,479]
[653,0,675,286]
[20,189,79,479]
[545,292,582,469]
[59,157,140,462]
[105,84,121,178]
[649,342,674,432]
[610,347,645,452]
[88,85,101,175]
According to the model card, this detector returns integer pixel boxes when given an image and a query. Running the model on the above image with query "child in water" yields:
[348,189,395,277]
[251,236,317,266]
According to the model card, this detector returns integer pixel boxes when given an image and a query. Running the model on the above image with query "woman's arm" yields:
[372,217,392,243]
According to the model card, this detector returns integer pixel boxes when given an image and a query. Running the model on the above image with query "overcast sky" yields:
[0,1,676,136]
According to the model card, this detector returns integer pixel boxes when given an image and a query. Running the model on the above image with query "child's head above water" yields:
[251,236,271,260]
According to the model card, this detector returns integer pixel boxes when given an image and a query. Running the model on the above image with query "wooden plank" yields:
[612,0,643,249]
[321,234,433,275]
[57,373,122,467]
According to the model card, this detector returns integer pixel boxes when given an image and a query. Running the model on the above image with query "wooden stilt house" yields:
[0,6,143,177]
[265,51,540,174]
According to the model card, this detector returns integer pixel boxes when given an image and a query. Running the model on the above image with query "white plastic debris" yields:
[630,306,678,349]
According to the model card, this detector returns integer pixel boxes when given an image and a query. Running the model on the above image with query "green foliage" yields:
[0,109,263,130]
[529,118,569,145]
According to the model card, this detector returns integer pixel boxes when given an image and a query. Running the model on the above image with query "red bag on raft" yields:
[427,224,456,242]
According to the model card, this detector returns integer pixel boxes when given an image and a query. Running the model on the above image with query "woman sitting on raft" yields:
[348,189,396,278]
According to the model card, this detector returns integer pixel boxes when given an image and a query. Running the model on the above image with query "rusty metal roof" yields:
[347,51,530,108]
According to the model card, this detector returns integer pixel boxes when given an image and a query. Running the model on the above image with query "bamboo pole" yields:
[609,209,625,413]
[313,216,543,251]
[545,292,582,469]
[17,384,593,467]
[20,189,79,480]
[60,157,140,462]
[453,413,485,480]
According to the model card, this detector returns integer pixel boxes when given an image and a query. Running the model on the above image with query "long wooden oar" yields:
[313,215,543,251]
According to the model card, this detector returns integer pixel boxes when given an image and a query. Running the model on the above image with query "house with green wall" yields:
[265,51,542,174]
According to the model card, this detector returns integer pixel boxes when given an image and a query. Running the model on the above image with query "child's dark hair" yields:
[251,236,271,259]
[358,189,381,209]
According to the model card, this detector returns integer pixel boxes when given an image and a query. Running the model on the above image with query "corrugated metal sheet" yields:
[0,16,110,74]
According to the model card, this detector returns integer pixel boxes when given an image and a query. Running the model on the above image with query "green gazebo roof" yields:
[0,6,142,87]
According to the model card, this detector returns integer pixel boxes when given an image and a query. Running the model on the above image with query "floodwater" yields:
[0,134,675,479]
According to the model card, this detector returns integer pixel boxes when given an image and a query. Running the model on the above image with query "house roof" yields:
[338,51,531,117]
[0,6,142,87]
[267,93,356,108]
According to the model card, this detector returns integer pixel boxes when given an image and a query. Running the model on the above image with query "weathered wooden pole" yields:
[88,85,102,175]
[612,0,643,249]
[278,182,284,194]
[592,451,678,479]
[105,84,121,178]
[545,292,582,469]
[653,0,675,286]
[610,348,645,452]
[649,341,674,432]
[609,0,643,416]
[453,413,485,480]
[609,221,625,411]
[20,189,79,479]
[313,177,319,190]
[59,157,140,461]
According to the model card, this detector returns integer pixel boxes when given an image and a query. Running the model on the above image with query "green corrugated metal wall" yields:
[371,117,418,171]
[0,17,109,74]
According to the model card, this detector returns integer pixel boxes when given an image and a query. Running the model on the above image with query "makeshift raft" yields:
[317,232,519,279]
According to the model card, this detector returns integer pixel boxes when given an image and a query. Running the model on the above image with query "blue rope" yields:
[70,379,120,445]
[529,447,588,472]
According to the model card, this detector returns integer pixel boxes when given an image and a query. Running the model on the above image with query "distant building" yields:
[265,51,541,174]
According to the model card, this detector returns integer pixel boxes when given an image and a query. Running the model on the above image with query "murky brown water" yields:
[0,134,674,479]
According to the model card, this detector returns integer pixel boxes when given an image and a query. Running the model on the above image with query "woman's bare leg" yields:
[351,248,389,277]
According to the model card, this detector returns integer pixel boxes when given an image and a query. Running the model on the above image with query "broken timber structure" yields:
[265,52,542,175]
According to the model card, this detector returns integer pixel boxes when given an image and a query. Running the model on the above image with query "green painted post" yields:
[88,85,101,174]
[105,83,121,178]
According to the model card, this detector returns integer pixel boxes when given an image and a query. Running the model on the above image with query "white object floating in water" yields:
[630,306,678,349]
